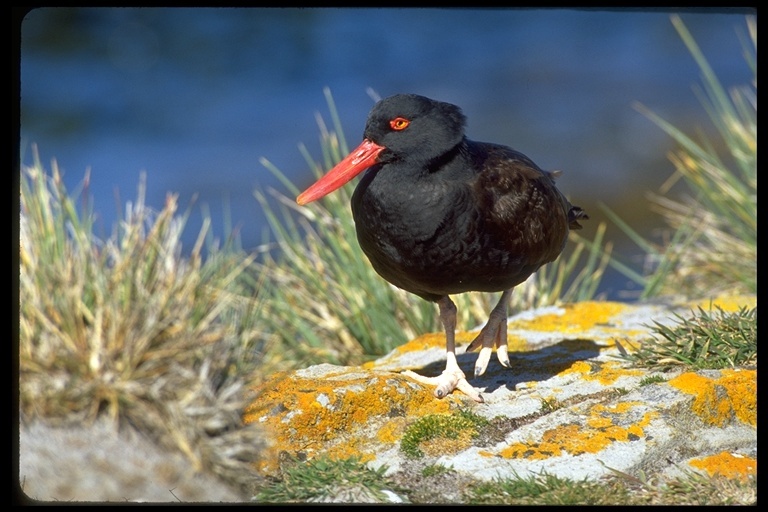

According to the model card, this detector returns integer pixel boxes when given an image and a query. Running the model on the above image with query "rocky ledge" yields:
[244,295,756,502]
[18,295,755,503]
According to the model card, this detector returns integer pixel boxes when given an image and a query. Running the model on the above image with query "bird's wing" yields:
[470,143,577,264]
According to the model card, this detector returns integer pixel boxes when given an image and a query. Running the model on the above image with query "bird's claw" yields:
[496,342,510,367]
[454,376,484,403]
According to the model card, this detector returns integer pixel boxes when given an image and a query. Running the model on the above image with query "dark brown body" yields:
[297,93,587,401]
[352,138,582,302]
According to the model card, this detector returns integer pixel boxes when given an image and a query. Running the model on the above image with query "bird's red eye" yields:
[390,117,410,131]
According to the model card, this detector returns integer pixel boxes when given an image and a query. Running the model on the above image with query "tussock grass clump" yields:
[629,305,756,370]
[255,453,755,505]
[639,374,667,386]
[256,88,610,368]
[19,148,268,491]
[254,455,401,503]
[421,464,455,477]
[540,397,563,413]
[400,409,489,459]
[465,470,754,505]
[468,472,636,505]
[604,15,756,299]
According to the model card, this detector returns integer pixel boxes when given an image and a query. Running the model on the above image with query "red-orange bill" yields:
[296,139,385,205]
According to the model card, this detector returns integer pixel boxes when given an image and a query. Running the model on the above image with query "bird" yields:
[296,93,587,403]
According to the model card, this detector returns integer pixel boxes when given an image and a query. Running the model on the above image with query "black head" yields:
[363,94,467,165]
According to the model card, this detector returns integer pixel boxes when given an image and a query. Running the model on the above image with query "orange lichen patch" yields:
[244,369,454,475]
[668,370,756,427]
[511,301,628,333]
[376,418,408,444]
[585,361,643,385]
[559,360,592,377]
[586,402,642,429]
[323,445,377,466]
[498,403,656,460]
[689,451,756,482]
[499,439,564,460]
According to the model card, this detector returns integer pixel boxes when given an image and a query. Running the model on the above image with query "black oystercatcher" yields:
[297,94,587,402]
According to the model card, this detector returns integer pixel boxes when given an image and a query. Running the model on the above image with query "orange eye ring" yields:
[390,117,410,131]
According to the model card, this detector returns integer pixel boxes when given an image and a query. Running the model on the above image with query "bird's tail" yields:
[549,170,589,230]
[568,205,588,230]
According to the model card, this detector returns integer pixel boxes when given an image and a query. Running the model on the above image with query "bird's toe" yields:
[455,378,484,403]
[475,346,492,376]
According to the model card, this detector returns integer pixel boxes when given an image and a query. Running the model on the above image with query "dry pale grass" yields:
[604,15,756,300]
[19,147,270,494]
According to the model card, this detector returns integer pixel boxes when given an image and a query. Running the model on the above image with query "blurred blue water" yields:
[19,7,754,299]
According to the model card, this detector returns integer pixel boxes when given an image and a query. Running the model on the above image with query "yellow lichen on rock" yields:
[512,301,628,333]
[668,369,756,427]
[394,332,452,354]
[689,451,756,481]
[499,402,656,460]
[559,360,642,385]
[689,295,757,313]
[586,361,643,385]
[376,417,408,444]
[243,368,454,475]
[560,360,592,377]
